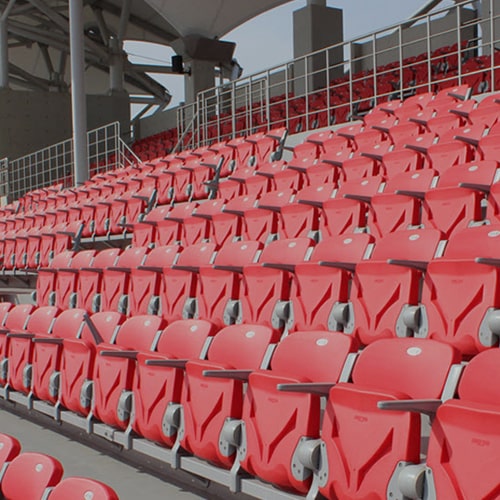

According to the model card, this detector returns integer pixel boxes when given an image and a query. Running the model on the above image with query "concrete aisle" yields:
[0,403,236,500]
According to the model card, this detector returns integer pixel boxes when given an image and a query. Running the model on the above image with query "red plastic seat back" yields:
[25,306,59,334]
[443,224,500,259]
[4,304,35,332]
[271,331,356,380]
[352,338,460,398]
[76,248,121,311]
[80,311,125,345]
[155,319,218,359]
[51,309,87,339]
[458,348,500,403]
[113,315,164,351]
[370,228,443,261]
[425,348,500,500]
[0,433,21,469]
[207,324,279,368]
[48,477,119,500]
[1,452,63,500]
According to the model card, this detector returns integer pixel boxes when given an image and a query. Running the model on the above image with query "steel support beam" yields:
[69,0,88,186]
[0,0,16,88]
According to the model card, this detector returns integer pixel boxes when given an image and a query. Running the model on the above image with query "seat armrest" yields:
[277,382,335,396]
[145,359,188,369]
[202,369,252,381]
[100,350,138,359]
[377,398,442,416]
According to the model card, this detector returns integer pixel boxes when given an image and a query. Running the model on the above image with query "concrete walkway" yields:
[0,402,238,500]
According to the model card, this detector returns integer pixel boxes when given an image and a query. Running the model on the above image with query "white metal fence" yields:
[177,0,500,149]
[3,122,139,202]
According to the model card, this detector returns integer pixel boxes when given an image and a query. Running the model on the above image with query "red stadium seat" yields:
[239,331,358,494]
[59,311,125,417]
[48,476,119,500]
[319,338,460,499]
[180,324,280,468]
[1,452,63,500]
[132,319,218,447]
[425,348,500,499]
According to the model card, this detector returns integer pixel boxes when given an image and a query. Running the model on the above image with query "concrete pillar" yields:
[109,36,124,93]
[0,20,8,89]
[479,0,499,57]
[184,59,215,104]
[69,0,89,185]
[293,3,344,95]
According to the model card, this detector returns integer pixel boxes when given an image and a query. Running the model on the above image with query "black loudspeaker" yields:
[171,55,184,74]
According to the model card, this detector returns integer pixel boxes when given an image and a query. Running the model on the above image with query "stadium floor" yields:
[0,400,244,499]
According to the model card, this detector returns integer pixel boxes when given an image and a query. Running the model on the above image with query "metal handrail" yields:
[177,0,498,149]
[3,122,138,202]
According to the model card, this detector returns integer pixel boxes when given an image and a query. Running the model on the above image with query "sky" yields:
[125,0,457,114]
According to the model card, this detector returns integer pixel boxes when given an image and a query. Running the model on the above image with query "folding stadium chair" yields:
[320,176,384,238]
[59,311,125,419]
[196,240,263,329]
[235,331,358,495]
[181,198,226,245]
[47,476,119,500]
[75,248,121,312]
[288,233,374,332]
[0,433,21,481]
[0,304,35,388]
[369,169,438,237]
[129,204,171,247]
[98,246,149,314]
[0,452,63,500]
[91,315,165,431]
[53,249,97,310]
[241,188,295,243]
[422,160,497,236]
[36,250,74,307]
[420,224,500,355]
[318,338,461,499]
[423,348,500,499]
[5,306,60,399]
[160,242,217,324]
[179,324,280,469]
[154,201,199,246]
[349,229,444,345]
[128,245,181,316]
[132,319,219,448]
[240,237,315,331]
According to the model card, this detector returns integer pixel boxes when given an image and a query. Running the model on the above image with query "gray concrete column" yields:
[184,59,215,104]
[69,0,89,185]
[293,3,344,94]
[0,20,8,89]
[109,36,124,93]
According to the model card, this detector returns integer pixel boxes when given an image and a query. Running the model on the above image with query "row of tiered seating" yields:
[131,41,499,159]
[2,84,500,273]
[0,298,498,498]
[1,85,500,499]
[0,432,118,499]
[26,224,500,353]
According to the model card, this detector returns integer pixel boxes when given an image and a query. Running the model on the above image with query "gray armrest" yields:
[377,398,442,416]
[394,190,426,200]
[387,259,428,272]
[145,359,188,369]
[32,337,63,345]
[319,261,356,272]
[100,350,138,359]
[202,369,252,381]
[262,263,295,273]
[277,382,335,396]
[475,257,500,267]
